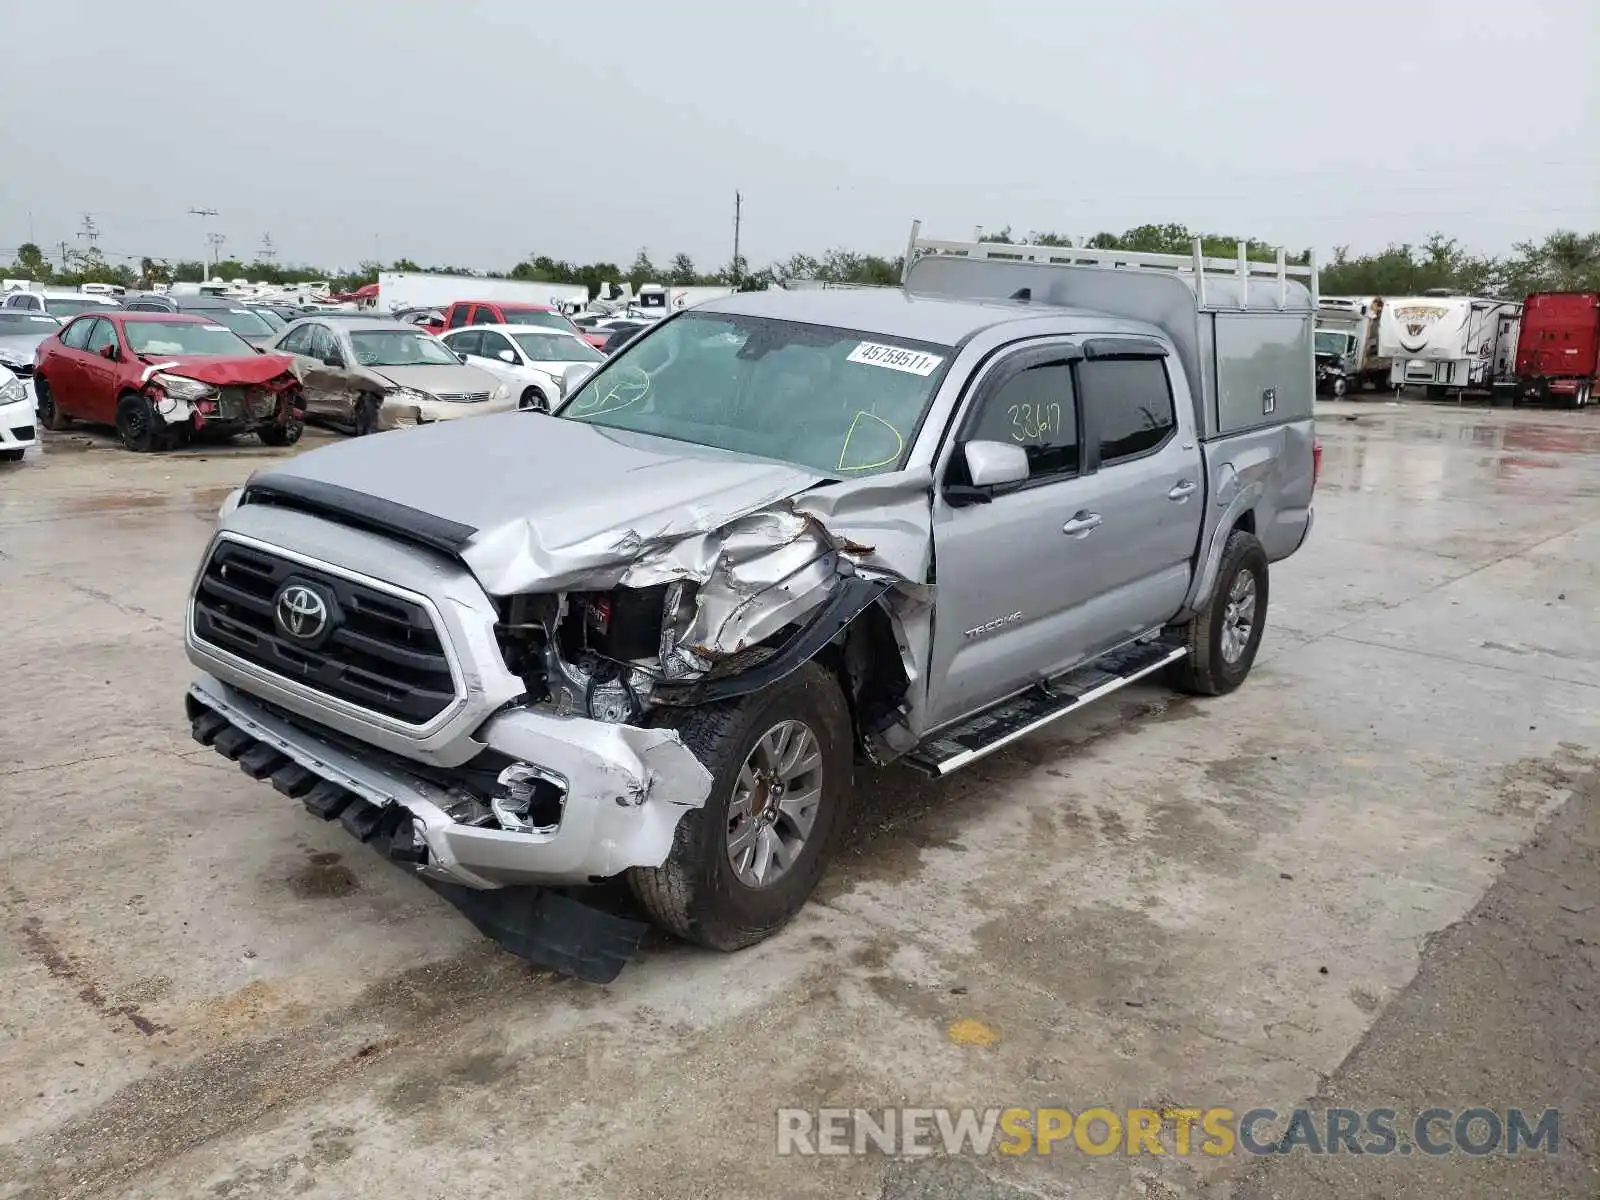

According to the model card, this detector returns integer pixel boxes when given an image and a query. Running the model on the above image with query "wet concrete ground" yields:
[0,401,1596,1199]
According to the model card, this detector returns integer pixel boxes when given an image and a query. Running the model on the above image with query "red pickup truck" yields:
[426,300,592,342]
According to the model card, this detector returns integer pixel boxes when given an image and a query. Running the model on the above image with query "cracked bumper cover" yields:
[187,672,713,889]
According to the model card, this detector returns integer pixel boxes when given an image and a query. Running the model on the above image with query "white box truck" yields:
[1316,296,1390,392]
[378,271,591,314]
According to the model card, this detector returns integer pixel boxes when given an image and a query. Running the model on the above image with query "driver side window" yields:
[307,325,339,365]
[448,330,482,357]
[280,323,312,354]
[478,332,512,361]
[83,319,117,355]
[964,361,1080,481]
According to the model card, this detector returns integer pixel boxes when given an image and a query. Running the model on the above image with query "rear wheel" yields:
[1577,383,1592,410]
[1169,529,1269,697]
[116,393,159,453]
[627,663,854,950]
[35,377,70,431]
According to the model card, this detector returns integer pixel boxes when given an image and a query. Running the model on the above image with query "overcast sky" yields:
[3,0,1596,275]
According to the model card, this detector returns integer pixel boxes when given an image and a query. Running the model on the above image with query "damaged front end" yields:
[487,477,930,762]
[140,356,302,436]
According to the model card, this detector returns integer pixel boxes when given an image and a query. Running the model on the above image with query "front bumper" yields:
[187,672,712,889]
[0,394,38,451]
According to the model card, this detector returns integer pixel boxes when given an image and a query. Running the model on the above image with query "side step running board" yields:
[905,639,1187,776]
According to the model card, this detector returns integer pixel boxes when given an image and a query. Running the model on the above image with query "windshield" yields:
[512,332,602,363]
[349,330,460,367]
[123,320,254,356]
[1315,330,1354,355]
[200,307,276,337]
[0,313,61,333]
[500,309,571,330]
[48,298,120,317]
[560,313,951,477]
[250,308,287,330]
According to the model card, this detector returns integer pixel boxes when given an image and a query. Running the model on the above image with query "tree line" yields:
[9,224,1598,300]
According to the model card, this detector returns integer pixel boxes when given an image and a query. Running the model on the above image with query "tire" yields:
[353,394,379,436]
[1426,385,1448,401]
[519,386,548,412]
[1577,383,1591,410]
[116,393,160,453]
[627,662,855,951]
[0,448,24,463]
[35,377,70,431]
[1169,529,1269,697]
[259,418,304,447]
[1331,375,1348,399]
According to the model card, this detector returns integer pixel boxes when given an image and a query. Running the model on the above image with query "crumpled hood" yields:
[256,414,823,594]
[139,353,298,387]
[0,332,52,364]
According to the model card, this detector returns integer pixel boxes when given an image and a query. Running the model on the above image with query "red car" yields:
[34,312,304,451]
[429,300,599,345]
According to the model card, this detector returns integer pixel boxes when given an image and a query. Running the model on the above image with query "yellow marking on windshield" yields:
[836,410,904,472]
[572,365,650,416]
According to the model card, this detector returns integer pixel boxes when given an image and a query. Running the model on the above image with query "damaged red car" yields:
[34,312,304,451]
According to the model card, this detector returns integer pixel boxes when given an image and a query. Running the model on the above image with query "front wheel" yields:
[116,394,160,453]
[35,378,70,431]
[259,419,304,447]
[519,387,548,412]
[1331,375,1348,399]
[1169,529,1269,696]
[627,662,854,950]
[353,394,379,436]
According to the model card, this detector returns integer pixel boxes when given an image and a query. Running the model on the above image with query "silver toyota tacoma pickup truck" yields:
[185,227,1318,978]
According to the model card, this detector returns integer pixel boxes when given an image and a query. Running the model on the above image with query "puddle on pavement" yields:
[288,852,360,899]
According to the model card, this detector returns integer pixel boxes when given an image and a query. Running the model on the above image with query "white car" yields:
[440,323,603,411]
[0,365,37,462]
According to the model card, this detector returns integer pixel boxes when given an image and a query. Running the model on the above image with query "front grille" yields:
[192,540,456,725]
[433,391,491,403]
[217,386,278,420]
[10,424,35,441]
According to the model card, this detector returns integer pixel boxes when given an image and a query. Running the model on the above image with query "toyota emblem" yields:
[275,584,329,640]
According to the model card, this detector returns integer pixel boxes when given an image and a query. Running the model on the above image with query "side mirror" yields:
[964,440,1029,487]
[455,351,469,363]
[99,343,118,361]
[497,348,516,364]
[561,363,596,394]
[323,353,343,368]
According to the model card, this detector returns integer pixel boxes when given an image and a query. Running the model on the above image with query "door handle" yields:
[1168,479,1198,500]
[1062,511,1102,537]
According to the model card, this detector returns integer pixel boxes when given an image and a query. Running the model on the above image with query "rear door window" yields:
[279,324,314,355]
[60,317,95,350]
[1078,357,1176,464]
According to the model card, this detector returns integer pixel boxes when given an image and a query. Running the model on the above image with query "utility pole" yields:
[188,207,218,279]
[206,232,227,277]
[76,213,100,251]
[57,241,71,273]
[258,233,277,263]
[732,191,742,289]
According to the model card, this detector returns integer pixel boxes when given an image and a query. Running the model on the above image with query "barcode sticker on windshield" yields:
[847,342,942,376]
[203,324,229,332]
[229,308,251,314]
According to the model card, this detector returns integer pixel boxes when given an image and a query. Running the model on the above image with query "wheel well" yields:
[826,600,910,750]
[1232,510,1256,536]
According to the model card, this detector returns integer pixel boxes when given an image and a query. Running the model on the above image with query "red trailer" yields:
[1513,292,1599,409]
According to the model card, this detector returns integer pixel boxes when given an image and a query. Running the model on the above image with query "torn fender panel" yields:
[791,466,935,583]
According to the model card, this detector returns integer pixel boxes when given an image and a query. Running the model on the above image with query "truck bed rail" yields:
[902,220,1319,311]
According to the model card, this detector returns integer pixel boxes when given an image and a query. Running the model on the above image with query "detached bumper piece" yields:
[186,694,645,983]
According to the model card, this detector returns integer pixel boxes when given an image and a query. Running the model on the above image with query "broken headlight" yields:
[150,372,216,402]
